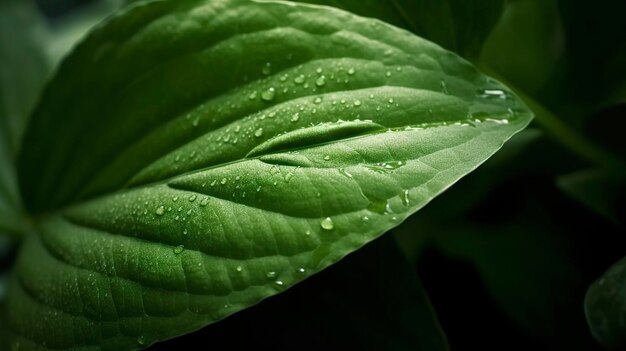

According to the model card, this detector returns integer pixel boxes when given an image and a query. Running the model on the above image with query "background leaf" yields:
[0,0,50,237]
[292,0,505,61]
[586,256,626,350]
[5,0,531,349]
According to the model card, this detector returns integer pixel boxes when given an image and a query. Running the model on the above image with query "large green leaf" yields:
[0,0,50,237]
[5,0,531,349]
[292,0,505,60]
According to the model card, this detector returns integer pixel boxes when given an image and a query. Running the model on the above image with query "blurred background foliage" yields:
[1,0,625,349]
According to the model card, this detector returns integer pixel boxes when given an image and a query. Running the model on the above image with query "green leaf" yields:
[586,256,626,350]
[152,235,449,351]
[45,0,126,66]
[292,0,505,60]
[0,0,50,237]
[558,169,626,226]
[479,0,565,99]
[7,0,531,349]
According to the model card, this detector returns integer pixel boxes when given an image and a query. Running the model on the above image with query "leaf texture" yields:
[6,0,531,349]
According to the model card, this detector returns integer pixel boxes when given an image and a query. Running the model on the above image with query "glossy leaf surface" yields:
[6,0,531,349]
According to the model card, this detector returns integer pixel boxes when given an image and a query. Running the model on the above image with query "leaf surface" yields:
[7,0,531,349]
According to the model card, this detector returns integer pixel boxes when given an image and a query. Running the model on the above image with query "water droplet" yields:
[236,266,243,272]
[256,185,262,192]
[401,189,410,206]
[305,229,312,236]
[477,88,509,100]
[440,80,449,94]
[186,209,192,216]
[291,113,300,122]
[315,76,326,87]
[220,178,227,185]
[137,336,146,346]
[261,87,276,101]
[320,217,334,230]
[298,268,306,274]
[348,68,356,75]
[262,62,272,75]
[268,111,277,118]
[248,91,258,100]
[294,74,305,84]
[353,100,362,107]
[362,216,369,222]
[188,194,197,202]
[173,245,184,254]
[314,97,323,104]
[323,155,331,161]
[254,128,264,137]
[316,67,323,74]
[183,229,188,235]
[285,172,294,182]
[385,71,392,77]
[266,271,277,279]
[388,98,394,104]
[275,280,284,287]
[155,206,165,216]
[339,168,352,178]
[211,180,217,186]
[172,196,179,202]
[364,160,406,174]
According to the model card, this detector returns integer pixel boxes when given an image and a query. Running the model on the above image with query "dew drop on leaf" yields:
[353,100,362,107]
[261,87,276,101]
[266,271,277,279]
[188,194,197,202]
[347,67,356,75]
[294,74,305,84]
[401,189,410,206]
[285,172,294,182]
[254,128,264,137]
[315,76,326,87]
[477,88,509,100]
[320,217,334,230]
[155,206,165,216]
[262,62,272,75]
[173,245,185,254]
[200,197,209,206]
[314,97,322,104]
